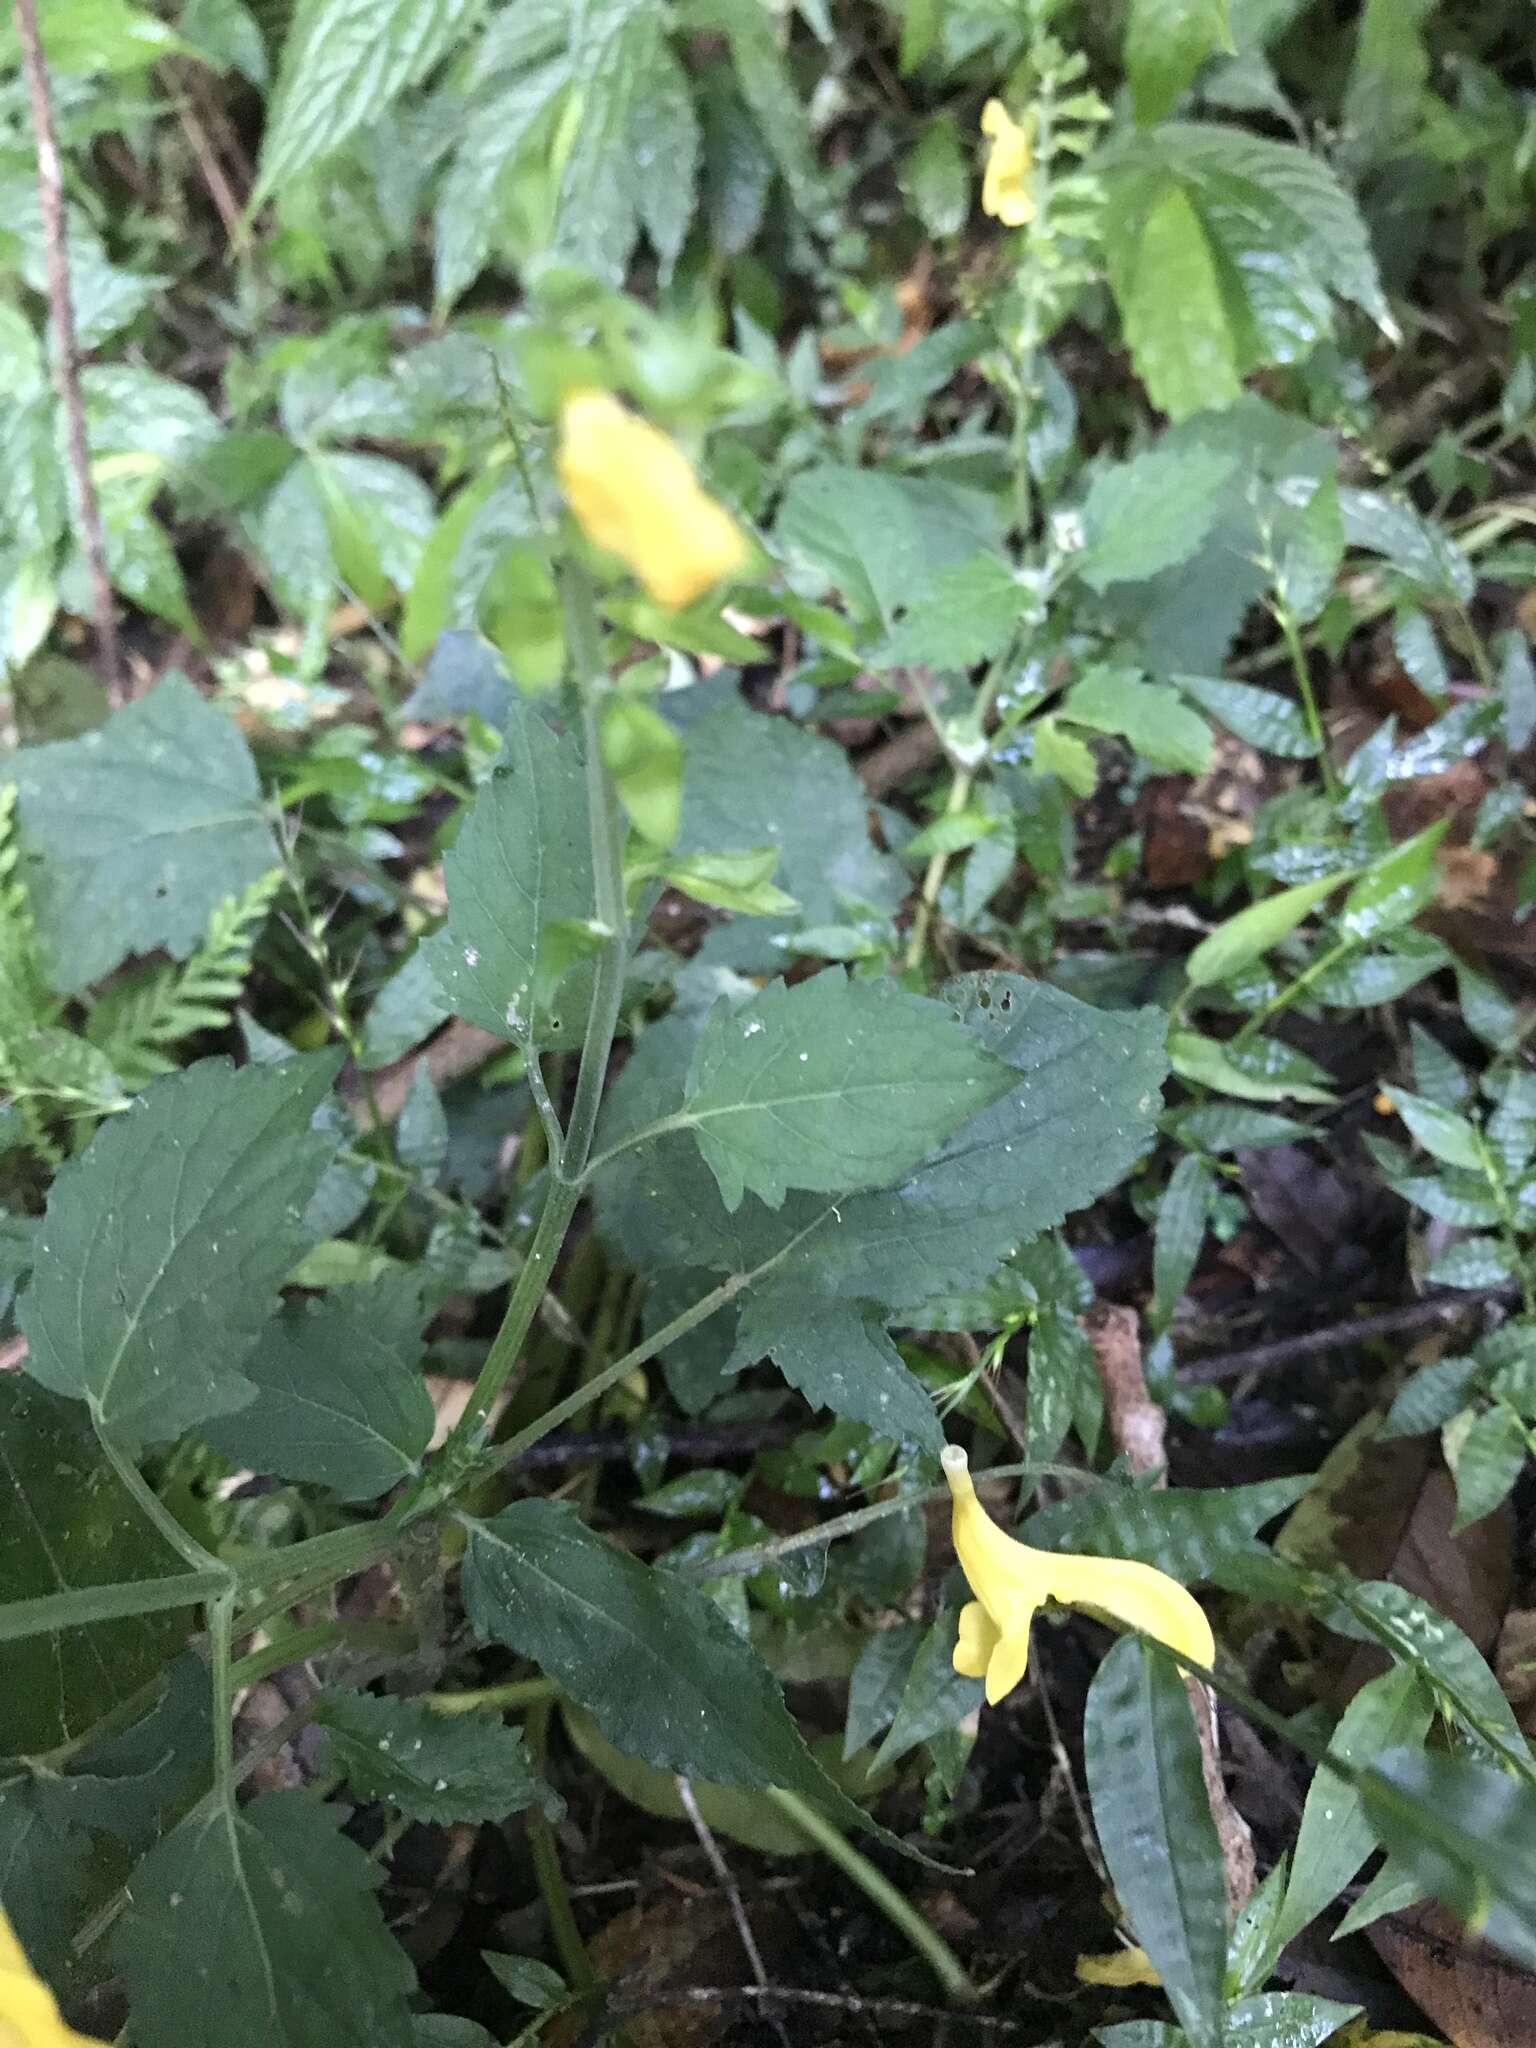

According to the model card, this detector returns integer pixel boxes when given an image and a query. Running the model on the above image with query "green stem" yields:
[95,1426,226,1578]
[210,1588,236,1807]
[1273,596,1340,801]
[418,560,630,1497]
[425,1677,559,1716]
[229,1620,413,1692]
[525,1698,599,1993]
[763,1788,979,2003]
[1232,933,1355,1046]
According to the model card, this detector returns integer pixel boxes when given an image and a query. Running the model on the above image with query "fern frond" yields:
[86,868,284,1089]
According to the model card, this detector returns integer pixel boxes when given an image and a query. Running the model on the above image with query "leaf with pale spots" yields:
[680,972,1016,1211]
[317,1689,560,1824]
[114,1791,416,2048]
[727,1288,942,1452]
[19,1053,343,1445]
[421,696,596,1051]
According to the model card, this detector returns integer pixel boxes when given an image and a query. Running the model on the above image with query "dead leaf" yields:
[1371,1903,1536,2048]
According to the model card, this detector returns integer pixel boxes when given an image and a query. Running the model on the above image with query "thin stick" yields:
[615,1985,1030,2033]
[1180,1282,1516,1385]
[14,0,122,704]
[675,1777,791,2048]
[1084,1303,1255,1915]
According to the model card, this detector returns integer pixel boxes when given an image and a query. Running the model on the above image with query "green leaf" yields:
[0,1377,191,1754]
[554,1,691,281]
[1125,0,1231,123]
[254,0,483,205]
[598,975,1168,1323]
[659,846,798,917]
[359,951,451,1070]
[675,701,903,956]
[19,1053,343,1444]
[422,698,597,1050]
[1333,1579,1528,1763]
[483,1950,569,2010]
[0,1781,93,1978]
[318,1689,557,1822]
[1362,1749,1536,1970]
[1097,1994,1360,2048]
[1061,668,1214,774]
[1,675,278,993]
[870,1609,983,1769]
[1106,179,1241,422]
[727,1289,942,1451]
[1385,1086,1484,1171]
[1084,1637,1228,2048]
[680,973,1014,1211]
[396,1059,450,1178]
[1169,1030,1335,1103]
[1026,1302,1098,1465]
[1274,1666,1432,1948]
[881,553,1023,671]
[200,1270,433,1501]
[1077,446,1236,592]
[601,695,685,850]
[462,1499,889,1842]
[1381,1354,1484,1438]
[1021,1474,1313,1579]
[1172,674,1321,758]
[115,1792,417,2048]
[1337,823,1448,943]
[1152,1154,1212,1332]
[774,465,1003,629]
[1184,873,1344,987]
[434,50,568,308]
[1445,1404,1526,1531]
[845,1624,923,1757]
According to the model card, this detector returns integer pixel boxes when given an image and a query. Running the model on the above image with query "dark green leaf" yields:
[397,1059,449,1178]
[1362,1749,1536,1969]
[1061,668,1214,775]
[1173,674,1320,758]
[870,1609,983,1769]
[1084,1637,1227,2048]
[0,1377,190,1754]
[1152,1154,1212,1331]
[681,974,1014,1211]
[20,1054,343,1443]
[728,1289,942,1451]
[2,675,278,993]
[318,1689,557,1823]
[1446,1405,1526,1530]
[1021,1474,1312,1579]
[774,466,1002,629]
[422,699,596,1050]
[115,1792,417,2048]
[1274,1666,1431,1947]
[844,1623,923,1758]
[201,1269,432,1501]
[1077,446,1235,591]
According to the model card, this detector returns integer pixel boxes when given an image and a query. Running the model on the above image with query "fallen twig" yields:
[14,0,122,705]
[1084,1303,1256,1916]
[1179,1283,1517,1386]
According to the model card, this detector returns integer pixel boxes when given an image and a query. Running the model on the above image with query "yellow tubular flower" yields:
[942,1445,1215,1704]
[980,98,1036,226]
[0,1909,108,2048]
[556,389,748,611]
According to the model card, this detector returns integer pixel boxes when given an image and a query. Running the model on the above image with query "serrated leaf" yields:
[359,950,451,1070]
[1084,1637,1227,2048]
[434,54,569,307]
[681,973,1014,1211]
[2,675,278,993]
[1021,1474,1312,1579]
[554,0,677,281]
[727,1288,942,1451]
[598,974,1168,1322]
[114,1791,417,2048]
[200,1269,433,1501]
[1361,1749,1536,1969]
[19,1053,342,1444]
[881,552,1022,671]
[1172,674,1320,758]
[318,1690,557,1823]
[1077,446,1236,591]
[1106,178,1241,422]
[845,1623,923,1758]
[422,699,596,1050]
[1061,668,1213,774]
[774,465,1003,629]
[1274,1666,1431,1947]
[462,1498,893,1845]
[0,1376,191,1754]
[255,0,483,205]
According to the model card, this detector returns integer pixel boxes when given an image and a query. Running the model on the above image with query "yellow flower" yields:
[556,389,748,611]
[942,1445,1215,1704]
[980,99,1036,226]
[0,1909,108,2048]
